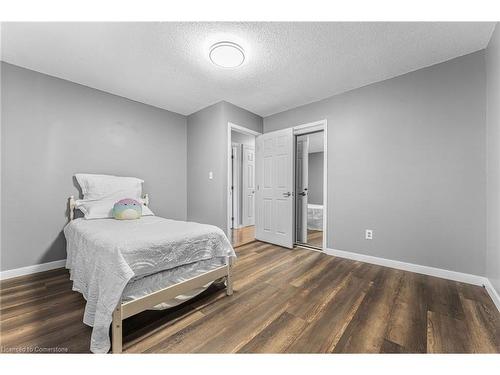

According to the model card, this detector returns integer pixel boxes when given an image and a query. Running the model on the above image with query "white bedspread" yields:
[64,216,235,353]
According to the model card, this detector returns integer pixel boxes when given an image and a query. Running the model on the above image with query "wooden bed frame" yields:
[68,195,234,354]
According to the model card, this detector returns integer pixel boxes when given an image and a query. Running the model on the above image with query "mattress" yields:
[64,216,235,353]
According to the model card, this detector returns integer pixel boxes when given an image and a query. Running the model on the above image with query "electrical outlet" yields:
[365,229,373,240]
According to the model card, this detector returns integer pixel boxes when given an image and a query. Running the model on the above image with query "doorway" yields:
[295,131,325,250]
[227,123,260,247]
[254,120,327,250]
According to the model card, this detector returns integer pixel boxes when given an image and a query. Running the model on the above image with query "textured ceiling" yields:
[1,22,495,116]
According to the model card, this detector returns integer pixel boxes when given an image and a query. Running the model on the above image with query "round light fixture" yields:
[209,41,245,68]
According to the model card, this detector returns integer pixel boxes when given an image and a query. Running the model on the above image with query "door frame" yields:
[295,134,309,244]
[227,122,262,238]
[231,142,242,229]
[293,120,328,250]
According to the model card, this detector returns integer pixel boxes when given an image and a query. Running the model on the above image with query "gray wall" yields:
[1,62,187,271]
[265,51,486,275]
[486,24,500,294]
[186,102,225,230]
[187,101,262,232]
[308,152,324,205]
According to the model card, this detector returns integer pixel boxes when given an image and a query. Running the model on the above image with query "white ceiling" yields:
[1,22,495,117]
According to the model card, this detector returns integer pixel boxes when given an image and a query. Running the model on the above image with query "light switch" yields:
[209,171,213,180]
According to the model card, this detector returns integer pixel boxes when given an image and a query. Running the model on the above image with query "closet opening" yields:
[294,129,326,250]
[227,123,261,247]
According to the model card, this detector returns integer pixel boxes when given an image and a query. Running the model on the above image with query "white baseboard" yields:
[483,278,500,312]
[325,247,487,286]
[0,259,66,281]
[325,247,500,312]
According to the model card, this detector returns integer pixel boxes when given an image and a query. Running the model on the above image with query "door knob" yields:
[283,192,291,197]
[298,192,307,196]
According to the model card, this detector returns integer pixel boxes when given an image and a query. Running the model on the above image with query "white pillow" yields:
[76,198,155,220]
[75,174,144,201]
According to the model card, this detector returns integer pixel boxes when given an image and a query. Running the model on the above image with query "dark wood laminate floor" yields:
[1,241,499,353]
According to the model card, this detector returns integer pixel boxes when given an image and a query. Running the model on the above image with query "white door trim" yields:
[293,119,328,250]
[294,120,326,135]
[229,122,261,137]
[295,135,309,243]
[227,122,262,238]
[231,143,242,229]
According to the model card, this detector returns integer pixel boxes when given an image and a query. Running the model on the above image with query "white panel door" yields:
[296,135,309,243]
[255,128,294,248]
[242,145,255,226]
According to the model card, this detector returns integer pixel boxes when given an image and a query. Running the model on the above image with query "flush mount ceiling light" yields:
[209,41,245,68]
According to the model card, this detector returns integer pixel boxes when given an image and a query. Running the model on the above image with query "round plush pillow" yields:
[113,198,142,220]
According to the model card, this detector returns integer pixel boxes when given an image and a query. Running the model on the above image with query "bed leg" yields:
[112,302,123,354]
[226,257,234,296]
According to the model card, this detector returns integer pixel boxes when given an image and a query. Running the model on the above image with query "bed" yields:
[64,192,235,354]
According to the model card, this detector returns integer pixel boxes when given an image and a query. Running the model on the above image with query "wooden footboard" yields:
[111,257,234,353]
